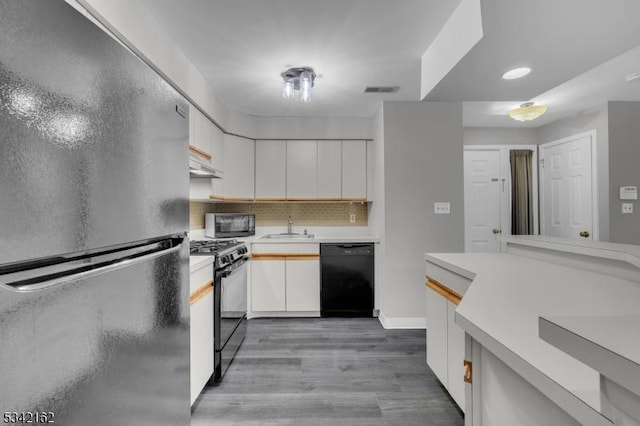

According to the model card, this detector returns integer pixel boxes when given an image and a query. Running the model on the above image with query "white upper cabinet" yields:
[286,140,317,199]
[255,140,286,199]
[317,140,342,199]
[210,124,224,172]
[223,135,255,200]
[190,108,212,161]
[342,140,367,199]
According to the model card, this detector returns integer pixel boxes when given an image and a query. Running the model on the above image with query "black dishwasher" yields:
[320,243,374,317]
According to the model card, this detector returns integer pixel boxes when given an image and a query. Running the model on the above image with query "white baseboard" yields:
[378,311,426,329]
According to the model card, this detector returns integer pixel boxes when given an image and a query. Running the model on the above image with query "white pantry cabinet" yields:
[219,134,254,200]
[317,140,342,199]
[342,140,367,199]
[286,140,317,199]
[251,243,320,315]
[255,140,286,199]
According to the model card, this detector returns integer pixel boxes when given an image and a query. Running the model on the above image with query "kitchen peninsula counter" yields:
[425,241,640,426]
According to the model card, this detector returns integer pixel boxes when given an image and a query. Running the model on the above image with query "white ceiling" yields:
[142,0,640,126]
[142,0,460,118]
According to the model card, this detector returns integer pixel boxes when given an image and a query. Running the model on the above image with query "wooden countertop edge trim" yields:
[189,145,212,160]
[209,195,254,202]
[189,279,214,305]
[426,276,463,306]
[251,254,320,260]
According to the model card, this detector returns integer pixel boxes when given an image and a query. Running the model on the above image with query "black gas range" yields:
[190,239,248,269]
[190,239,248,383]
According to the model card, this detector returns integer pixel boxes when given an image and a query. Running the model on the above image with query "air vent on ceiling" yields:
[364,86,400,93]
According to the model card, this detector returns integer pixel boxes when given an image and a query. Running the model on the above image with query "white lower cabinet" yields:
[189,260,214,406]
[426,286,448,385]
[285,258,320,311]
[251,259,286,312]
[425,276,466,413]
[447,300,466,410]
[251,243,320,315]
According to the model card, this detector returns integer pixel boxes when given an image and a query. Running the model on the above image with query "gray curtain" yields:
[510,150,534,235]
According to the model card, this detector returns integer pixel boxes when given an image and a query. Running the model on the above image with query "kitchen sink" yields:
[260,233,315,239]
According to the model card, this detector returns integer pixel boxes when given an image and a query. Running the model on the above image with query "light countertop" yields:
[502,235,640,268]
[540,315,640,397]
[189,255,214,270]
[425,251,640,425]
[250,235,379,244]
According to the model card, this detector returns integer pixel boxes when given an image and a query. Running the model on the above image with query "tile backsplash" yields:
[189,201,368,229]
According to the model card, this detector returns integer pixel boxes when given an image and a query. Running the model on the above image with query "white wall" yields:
[536,105,610,241]
[464,127,538,146]
[608,101,640,244]
[378,101,465,328]
[368,105,386,312]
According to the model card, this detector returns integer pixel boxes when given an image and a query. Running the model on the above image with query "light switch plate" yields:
[622,203,633,214]
[434,202,451,214]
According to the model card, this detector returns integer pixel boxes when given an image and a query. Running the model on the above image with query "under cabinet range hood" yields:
[189,157,223,179]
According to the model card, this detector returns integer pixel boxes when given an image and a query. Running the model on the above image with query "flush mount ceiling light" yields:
[502,67,531,80]
[508,102,548,122]
[281,66,316,103]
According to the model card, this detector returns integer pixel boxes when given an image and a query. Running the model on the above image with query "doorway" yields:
[464,145,539,252]
[539,131,597,241]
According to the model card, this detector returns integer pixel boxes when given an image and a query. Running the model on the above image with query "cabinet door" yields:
[210,124,225,172]
[255,140,286,199]
[192,109,213,160]
[251,259,286,311]
[447,301,466,412]
[224,135,255,199]
[286,140,317,199]
[426,286,448,387]
[342,140,367,199]
[317,141,342,199]
[190,290,213,405]
[285,258,320,311]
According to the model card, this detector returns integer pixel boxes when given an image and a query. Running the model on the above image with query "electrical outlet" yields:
[350,214,356,223]
[434,202,451,214]
[622,203,633,214]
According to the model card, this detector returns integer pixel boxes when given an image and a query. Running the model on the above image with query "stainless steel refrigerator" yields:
[0,1,191,424]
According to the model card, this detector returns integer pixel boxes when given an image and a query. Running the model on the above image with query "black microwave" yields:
[205,213,255,238]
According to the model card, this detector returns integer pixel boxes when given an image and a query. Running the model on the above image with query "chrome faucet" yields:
[287,216,293,235]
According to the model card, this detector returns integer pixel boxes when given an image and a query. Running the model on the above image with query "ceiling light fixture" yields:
[502,67,531,80]
[508,102,548,122]
[281,67,316,103]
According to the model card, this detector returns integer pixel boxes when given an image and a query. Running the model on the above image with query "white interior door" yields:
[464,150,502,252]
[540,134,594,240]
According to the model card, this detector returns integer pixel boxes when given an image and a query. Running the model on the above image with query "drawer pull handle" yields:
[464,360,473,384]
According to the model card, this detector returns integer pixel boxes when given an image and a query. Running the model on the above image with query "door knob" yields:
[579,231,590,238]
[492,229,501,234]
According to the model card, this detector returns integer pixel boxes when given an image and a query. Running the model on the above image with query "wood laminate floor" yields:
[191,318,464,426]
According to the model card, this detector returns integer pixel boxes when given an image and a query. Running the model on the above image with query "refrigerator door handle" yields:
[0,238,183,293]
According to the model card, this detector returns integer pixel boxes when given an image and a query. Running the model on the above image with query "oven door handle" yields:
[220,258,248,278]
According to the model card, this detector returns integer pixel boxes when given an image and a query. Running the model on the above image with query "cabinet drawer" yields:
[252,243,319,255]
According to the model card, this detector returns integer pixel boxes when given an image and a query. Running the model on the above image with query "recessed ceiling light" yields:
[502,67,531,80]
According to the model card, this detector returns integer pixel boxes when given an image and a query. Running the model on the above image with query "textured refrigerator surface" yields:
[0,0,189,265]
[0,1,191,424]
